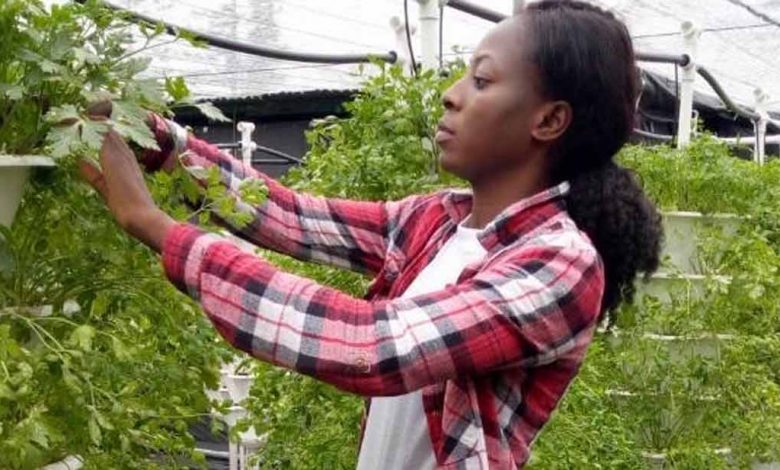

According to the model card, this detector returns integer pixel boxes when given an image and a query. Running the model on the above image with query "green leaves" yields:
[45,123,82,160]
[111,100,158,151]
[44,106,110,158]
[1,168,225,468]
[192,102,231,123]
[69,325,95,351]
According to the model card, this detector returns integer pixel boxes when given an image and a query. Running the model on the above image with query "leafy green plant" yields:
[0,168,233,468]
[0,0,227,159]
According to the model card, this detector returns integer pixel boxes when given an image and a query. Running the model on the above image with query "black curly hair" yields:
[522,0,663,318]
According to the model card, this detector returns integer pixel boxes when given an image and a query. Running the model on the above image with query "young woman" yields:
[81,1,661,467]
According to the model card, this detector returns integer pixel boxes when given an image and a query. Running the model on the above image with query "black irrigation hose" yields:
[695,66,758,121]
[446,0,508,23]
[79,0,397,65]
[633,128,675,142]
[439,5,445,70]
[404,0,419,76]
[636,52,690,67]
[215,143,303,165]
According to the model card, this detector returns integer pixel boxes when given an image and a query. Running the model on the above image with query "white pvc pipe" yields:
[417,0,440,70]
[389,16,416,75]
[754,88,770,165]
[676,21,699,149]
[236,122,257,167]
[719,135,780,145]
[41,455,83,470]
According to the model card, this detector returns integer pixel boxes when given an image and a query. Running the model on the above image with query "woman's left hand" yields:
[80,129,176,253]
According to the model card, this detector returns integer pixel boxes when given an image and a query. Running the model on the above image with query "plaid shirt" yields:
[153,117,605,469]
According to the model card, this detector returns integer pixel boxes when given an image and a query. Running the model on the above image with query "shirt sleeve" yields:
[162,223,605,397]
[150,115,424,276]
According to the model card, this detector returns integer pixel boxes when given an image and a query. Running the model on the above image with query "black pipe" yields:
[446,0,508,23]
[636,52,690,67]
[215,142,303,165]
[256,145,303,164]
[633,128,675,142]
[695,66,758,121]
[83,0,397,64]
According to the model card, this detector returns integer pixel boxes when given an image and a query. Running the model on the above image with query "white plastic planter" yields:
[41,455,83,470]
[0,305,53,317]
[205,386,232,403]
[219,406,248,428]
[643,333,735,362]
[0,301,80,319]
[662,211,740,274]
[753,462,780,470]
[605,331,735,362]
[635,272,731,305]
[225,374,253,404]
[0,155,55,227]
[642,448,731,469]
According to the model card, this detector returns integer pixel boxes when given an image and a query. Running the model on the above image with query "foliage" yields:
[0,2,258,468]
[285,61,464,201]
[0,167,230,468]
[0,0,227,159]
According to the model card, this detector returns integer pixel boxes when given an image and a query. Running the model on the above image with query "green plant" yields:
[0,2,267,467]
[286,61,464,201]
[0,0,228,159]
[0,167,233,468]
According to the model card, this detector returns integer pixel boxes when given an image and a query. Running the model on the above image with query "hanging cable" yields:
[404,0,419,77]
[674,64,680,139]
[151,63,352,80]
[723,0,780,29]
[633,22,772,39]
[73,0,397,65]
[439,3,445,70]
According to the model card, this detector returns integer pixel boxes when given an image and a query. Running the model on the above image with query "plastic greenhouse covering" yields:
[77,0,780,114]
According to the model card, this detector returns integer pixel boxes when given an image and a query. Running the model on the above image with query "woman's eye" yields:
[473,76,488,89]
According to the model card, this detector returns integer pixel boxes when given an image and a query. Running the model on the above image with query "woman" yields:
[82,1,661,467]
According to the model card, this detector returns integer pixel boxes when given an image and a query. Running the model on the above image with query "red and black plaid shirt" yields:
[153,117,605,468]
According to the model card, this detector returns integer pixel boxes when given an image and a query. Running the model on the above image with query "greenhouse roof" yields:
[106,0,779,112]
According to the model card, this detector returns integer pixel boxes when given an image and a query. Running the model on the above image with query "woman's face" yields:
[437,16,549,184]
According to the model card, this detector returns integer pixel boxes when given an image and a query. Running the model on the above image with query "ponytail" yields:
[565,163,662,316]
[523,1,663,317]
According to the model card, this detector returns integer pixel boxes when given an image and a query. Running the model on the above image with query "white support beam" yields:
[754,88,770,165]
[390,16,417,75]
[236,121,257,167]
[676,21,699,149]
[418,0,440,70]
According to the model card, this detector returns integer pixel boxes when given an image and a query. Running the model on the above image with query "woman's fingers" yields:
[78,160,107,200]
[86,100,112,120]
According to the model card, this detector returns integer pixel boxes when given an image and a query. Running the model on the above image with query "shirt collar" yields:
[442,181,570,251]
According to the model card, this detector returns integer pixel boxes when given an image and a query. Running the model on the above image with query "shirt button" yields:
[354,357,371,374]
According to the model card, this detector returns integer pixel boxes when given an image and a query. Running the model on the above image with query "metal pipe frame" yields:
[79,0,397,64]
[215,143,303,165]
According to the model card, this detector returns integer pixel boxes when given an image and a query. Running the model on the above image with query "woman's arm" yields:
[162,222,605,397]
[147,115,423,276]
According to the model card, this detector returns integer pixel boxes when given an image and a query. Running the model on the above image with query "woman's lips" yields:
[435,123,455,143]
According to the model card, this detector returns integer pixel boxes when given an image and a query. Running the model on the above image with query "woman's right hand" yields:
[85,101,178,173]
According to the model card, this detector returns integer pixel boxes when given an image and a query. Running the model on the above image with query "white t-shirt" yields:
[356,221,488,470]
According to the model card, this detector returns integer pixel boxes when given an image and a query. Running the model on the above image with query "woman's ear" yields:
[531,101,572,143]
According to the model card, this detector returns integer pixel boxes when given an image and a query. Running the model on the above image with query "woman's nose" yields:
[441,81,461,111]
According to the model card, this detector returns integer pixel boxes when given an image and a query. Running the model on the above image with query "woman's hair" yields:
[522,0,662,318]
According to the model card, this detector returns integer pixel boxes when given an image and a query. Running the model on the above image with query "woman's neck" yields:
[465,165,550,229]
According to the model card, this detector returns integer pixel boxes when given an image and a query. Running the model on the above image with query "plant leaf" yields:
[194,102,230,123]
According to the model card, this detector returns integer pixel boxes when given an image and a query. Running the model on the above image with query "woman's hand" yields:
[80,129,176,253]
